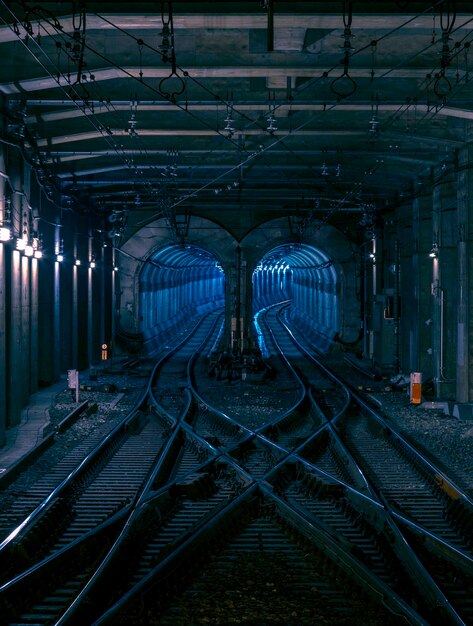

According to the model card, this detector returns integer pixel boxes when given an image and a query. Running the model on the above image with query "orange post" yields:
[410,372,422,404]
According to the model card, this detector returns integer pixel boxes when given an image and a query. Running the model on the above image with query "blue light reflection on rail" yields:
[253,308,269,358]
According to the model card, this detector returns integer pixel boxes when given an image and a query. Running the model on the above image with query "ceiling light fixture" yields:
[266,93,278,133]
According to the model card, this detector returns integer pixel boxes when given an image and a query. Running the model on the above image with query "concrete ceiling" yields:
[1,1,472,243]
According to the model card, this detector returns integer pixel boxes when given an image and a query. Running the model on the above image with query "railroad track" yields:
[1,302,473,625]
[0,311,225,624]
[273,303,473,626]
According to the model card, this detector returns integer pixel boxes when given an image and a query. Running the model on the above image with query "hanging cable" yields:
[464,40,471,83]
[330,1,357,99]
[434,0,457,99]
[158,2,185,102]
[370,39,377,81]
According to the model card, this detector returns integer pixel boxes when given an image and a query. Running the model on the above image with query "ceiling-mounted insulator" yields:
[266,91,277,133]
[224,105,236,135]
[159,3,173,63]
[128,112,137,136]
[159,23,171,62]
[320,149,329,178]
[266,112,277,133]
[369,115,379,135]
[369,95,379,136]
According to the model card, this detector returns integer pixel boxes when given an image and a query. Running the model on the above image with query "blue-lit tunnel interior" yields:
[252,243,339,351]
[140,243,225,353]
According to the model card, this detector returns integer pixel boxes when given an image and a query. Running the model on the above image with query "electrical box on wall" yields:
[383,295,401,320]
[371,292,396,368]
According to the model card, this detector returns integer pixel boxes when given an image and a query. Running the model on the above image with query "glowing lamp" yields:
[0,226,11,241]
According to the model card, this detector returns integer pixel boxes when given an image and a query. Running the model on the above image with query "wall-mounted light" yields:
[24,244,34,257]
[32,236,42,259]
[113,265,118,272]
[90,260,96,269]
[16,237,26,251]
[429,243,439,258]
[0,196,12,242]
[75,259,81,266]
[56,254,64,263]
[0,226,11,241]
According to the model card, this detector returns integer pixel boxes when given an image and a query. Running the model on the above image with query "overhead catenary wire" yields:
[2,0,472,231]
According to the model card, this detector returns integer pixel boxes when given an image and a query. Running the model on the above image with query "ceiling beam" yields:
[37,128,373,147]
[2,12,472,45]
[2,66,464,95]
[27,103,473,124]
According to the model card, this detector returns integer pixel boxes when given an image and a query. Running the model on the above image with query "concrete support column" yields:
[111,248,116,359]
[0,156,7,445]
[9,249,22,425]
[225,245,251,351]
[21,255,30,398]
[232,246,246,352]
[30,257,38,394]
[0,242,6,446]
[53,223,61,381]
[239,248,247,350]
[431,169,456,399]
[72,237,79,369]
[456,143,473,402]
[87,232,93,368]
[7,165,26,426]
[431,179,442,397]
[100,243,106,352]
[224,261,235,350]
[410,183,433,374]
[363,236,377,360]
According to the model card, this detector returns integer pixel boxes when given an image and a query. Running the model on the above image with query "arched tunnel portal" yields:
[117,216,361,355]
[139,243,225,354]
[241,217,361,352]
[252,243,340,351]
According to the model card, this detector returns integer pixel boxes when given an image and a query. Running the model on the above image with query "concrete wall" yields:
[0,145,116,440]
[379,151,473,401]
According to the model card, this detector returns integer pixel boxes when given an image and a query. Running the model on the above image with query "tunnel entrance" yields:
[139,243,225,353]
[252,243,339,352]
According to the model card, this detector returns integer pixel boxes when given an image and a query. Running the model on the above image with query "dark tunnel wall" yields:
[139,244,225,353]
[252,243,340,350]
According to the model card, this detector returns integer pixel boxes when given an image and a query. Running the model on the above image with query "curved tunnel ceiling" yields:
[256,243,333,270]
[139,242,225,352]
[147,243,223,270]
